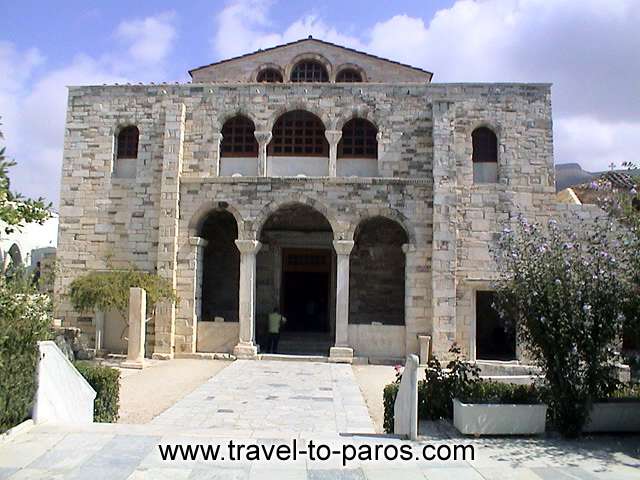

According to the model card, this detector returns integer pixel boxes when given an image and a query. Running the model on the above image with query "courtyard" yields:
[1,359,639,479]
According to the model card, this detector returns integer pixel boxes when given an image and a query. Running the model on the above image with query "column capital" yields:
[189,236,209,247]
[402,243,417,254]
[235,239,262,255]
[211,132,223,141]
[325,129,342,144]
[254,130,273,144]
[333,240,354,256]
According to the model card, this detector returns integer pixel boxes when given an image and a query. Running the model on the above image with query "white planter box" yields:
[584,402,640,433]
[453,398,547,435]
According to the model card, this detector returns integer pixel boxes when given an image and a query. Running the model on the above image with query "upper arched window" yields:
[336,68,363,83]
[290,60,329,82]
[257,68,283,83]
[472,127,498,183]
[116,126,139,159]
[338,119,377,158]
[221,116,258,157]
[268,110,328,156]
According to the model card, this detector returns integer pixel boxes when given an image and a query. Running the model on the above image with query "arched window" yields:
[268,111,328,156]
[257,68,283,83]
[116,126,139,159]
[336,68,363,83]
[472,127,498,183]
[290,60,329,82]
[220,116,258,157]
[338,119,377,158]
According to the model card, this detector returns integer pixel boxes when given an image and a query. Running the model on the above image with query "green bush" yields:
[460,381,541,405]
[384,345,481,433]
[75,362,120,423]
[383,382,399,434]
[0,280,51,433]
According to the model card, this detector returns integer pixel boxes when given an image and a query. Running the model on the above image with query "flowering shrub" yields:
[493,215,627,437]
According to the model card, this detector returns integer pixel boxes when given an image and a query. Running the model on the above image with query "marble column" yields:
[94,310,105,353]
[325,130,342,177]
[233,240,261,359]
[329,239,354,363]
[122,287,146,369]
[254,130,272,176]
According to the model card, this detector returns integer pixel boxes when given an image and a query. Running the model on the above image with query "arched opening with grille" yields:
[290,60,329,82]
[337,118,378,177]
[472,126,498,183]
[267,110,329,176]
[336,68,363,83]
[257,68,283,83]
[220,115,258,176]
[113,125,139,178]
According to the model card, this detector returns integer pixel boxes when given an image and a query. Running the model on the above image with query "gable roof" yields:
[188,37,433,79]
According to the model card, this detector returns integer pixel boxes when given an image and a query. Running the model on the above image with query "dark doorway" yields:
[281,248,331,333]
[476,291,516,360]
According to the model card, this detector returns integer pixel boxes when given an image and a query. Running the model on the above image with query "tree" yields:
[492,215,627,437]
[0,122,51,235]
[68,269,178,340]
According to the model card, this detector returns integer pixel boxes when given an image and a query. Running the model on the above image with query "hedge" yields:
[0,287,51,433]
[75,362,120,423]
[458,381,541,404]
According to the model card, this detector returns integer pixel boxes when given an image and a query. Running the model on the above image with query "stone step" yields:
[258,353,328,362]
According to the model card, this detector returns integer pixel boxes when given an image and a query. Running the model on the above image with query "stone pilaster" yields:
[123,287,146,369]
[325,130,342,177]
[211,132,223,177]
[233,239,261,359]
[254,130,272,176]
[431,100,458,359]
[155,102,185,356]
[330,239,354,362]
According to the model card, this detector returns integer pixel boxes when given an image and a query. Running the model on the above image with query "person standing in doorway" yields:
[268,307,287,353]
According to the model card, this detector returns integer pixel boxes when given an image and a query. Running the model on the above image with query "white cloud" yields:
[114,11,177,67]
[213,0,640,172]
[213,0,362,59]
[0,12,177,206]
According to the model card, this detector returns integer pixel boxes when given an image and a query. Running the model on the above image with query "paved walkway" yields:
[0,359,639,479]
[151,360,374,434]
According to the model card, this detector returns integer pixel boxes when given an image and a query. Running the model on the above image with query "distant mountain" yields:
[555,163,596,191]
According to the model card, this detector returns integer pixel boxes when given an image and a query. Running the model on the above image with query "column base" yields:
[233,343,258,359]
[328,346,354,364]
[121,360,145,369]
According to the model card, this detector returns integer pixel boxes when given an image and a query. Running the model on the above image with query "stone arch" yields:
[251,195,341,240]
[265,104,332,132]
[334,107,381,132]
[188,201,246,239]
[285,52,333,82]
[250,63,285,82]
[333,63,367,83]
[346,209,416,245]
[215,108,259,132]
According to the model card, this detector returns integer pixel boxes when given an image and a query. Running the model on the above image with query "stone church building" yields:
[55,37,580,363]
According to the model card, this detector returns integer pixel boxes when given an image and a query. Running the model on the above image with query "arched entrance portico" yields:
[257,203,336,355]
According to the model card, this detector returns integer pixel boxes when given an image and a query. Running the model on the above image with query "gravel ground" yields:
[116,358,230,424]
[351,364,396,433]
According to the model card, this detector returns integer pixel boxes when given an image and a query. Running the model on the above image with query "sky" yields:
[1,0,639,207]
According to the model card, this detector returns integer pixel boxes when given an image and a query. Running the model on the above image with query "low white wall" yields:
[33,341,96,425]
[584,402,640,432]
[337,158,378,177]
[394,354,419,440]
[453,399,547,435]
[267,156,329,176]
[196,321,239,353]
[220,157,258,176]
[349,324,405,358]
